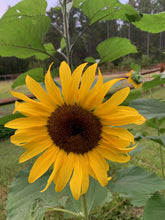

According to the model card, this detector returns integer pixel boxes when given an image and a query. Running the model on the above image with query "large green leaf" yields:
[80,0,141,25]
[7,167,112,220]
[35,43,56,60]
[145,135,165,147]
[133,12,165,33]
[0,0,51,58]
[130,99,165,120]
[7,167,65,220]
[142,75,165,91]
[1,0,47,19]
[64,177,112,218]
[108,166,165,207]
[97,37,137,63]
[12,68,44,89]
[143,193,165,220]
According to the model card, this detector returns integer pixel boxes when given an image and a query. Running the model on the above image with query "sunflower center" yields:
[47,104,102,154]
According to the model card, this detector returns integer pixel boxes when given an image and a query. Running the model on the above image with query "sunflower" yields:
[126,70,143,88]
[5,62,146,200]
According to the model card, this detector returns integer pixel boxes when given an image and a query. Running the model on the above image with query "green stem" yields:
[47,207,82,218]
[157,124,165,179]
[159,144,165,179]
[81,194,89,220]
[62,0,72,70]
[149,88,154,98]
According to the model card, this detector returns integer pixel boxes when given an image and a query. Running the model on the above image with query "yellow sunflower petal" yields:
[69,63,87,104]
[5,116,47,129]
[100,141,136,153]
[11,90,51,111]
[94,87,130,116]
[10,90,36,103]
[81,68,104,110]
[59,61,72,104]
[41,149,66,192]
[98,147,131,163]
[101,133,131,148]
[19,137,53,162]
[87,150,108,187]
[45,63,64,106]
[55,152,74,192]
[126,70,133,77]
[84,153,97,179]
[26,75,55,109]
[77,63,97,106]
[28,146,59,183]
[10,127,48,145]
[101,106,146,126]
[70,155,83,200]
[102,126,134,143]
[13,101,51,117]
[80,156,89,195]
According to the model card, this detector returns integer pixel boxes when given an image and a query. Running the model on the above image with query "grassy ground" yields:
[0,79,165,219]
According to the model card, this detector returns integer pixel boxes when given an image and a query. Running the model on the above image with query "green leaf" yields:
[80,0,141,25]
[133,12,165,33]
[73,0,85,8]
[7,167,66,220]
[35,43,56,60]
[142,75,165,91]
[129,144,146,156]
[1,0,47,19]
[108,166,165,207]
[0,113,24,125]
[63,177,112,218]
[7,167,112,220]
[84,57,96,63]
[97,37,137,63]
[12,68,44,89]
[130,99,165,120]
[125,89,142,103]
[130,63,141,71]
[146,135,165,147]
[146,117,165,129]
[60,37,66,51]
[143,193,165,220]
[146,118,158,129]
[0,0,51,58]
[160,128,165,134]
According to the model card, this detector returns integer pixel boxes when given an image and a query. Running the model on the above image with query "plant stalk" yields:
[159,144,165,179]
[62,0,72,70]
[81,194,89,220]
[157,125,165,179]
[46,207,82,218]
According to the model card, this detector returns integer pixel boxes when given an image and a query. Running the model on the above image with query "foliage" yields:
[108,166,165,207]
[0,0,165,219]
[6,167,112,220]
[0,125,15,140]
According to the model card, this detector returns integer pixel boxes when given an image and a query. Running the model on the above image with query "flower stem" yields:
[62,0,72,70]
[81,194,89,220]
[159,144,165,179]
[157,124,165,179]
[47,207,82,218]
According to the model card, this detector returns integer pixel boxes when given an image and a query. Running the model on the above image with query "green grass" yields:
[0,139,33,220]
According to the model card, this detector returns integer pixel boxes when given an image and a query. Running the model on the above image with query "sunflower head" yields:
[126,70,143,88]
[5,62,146,200]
